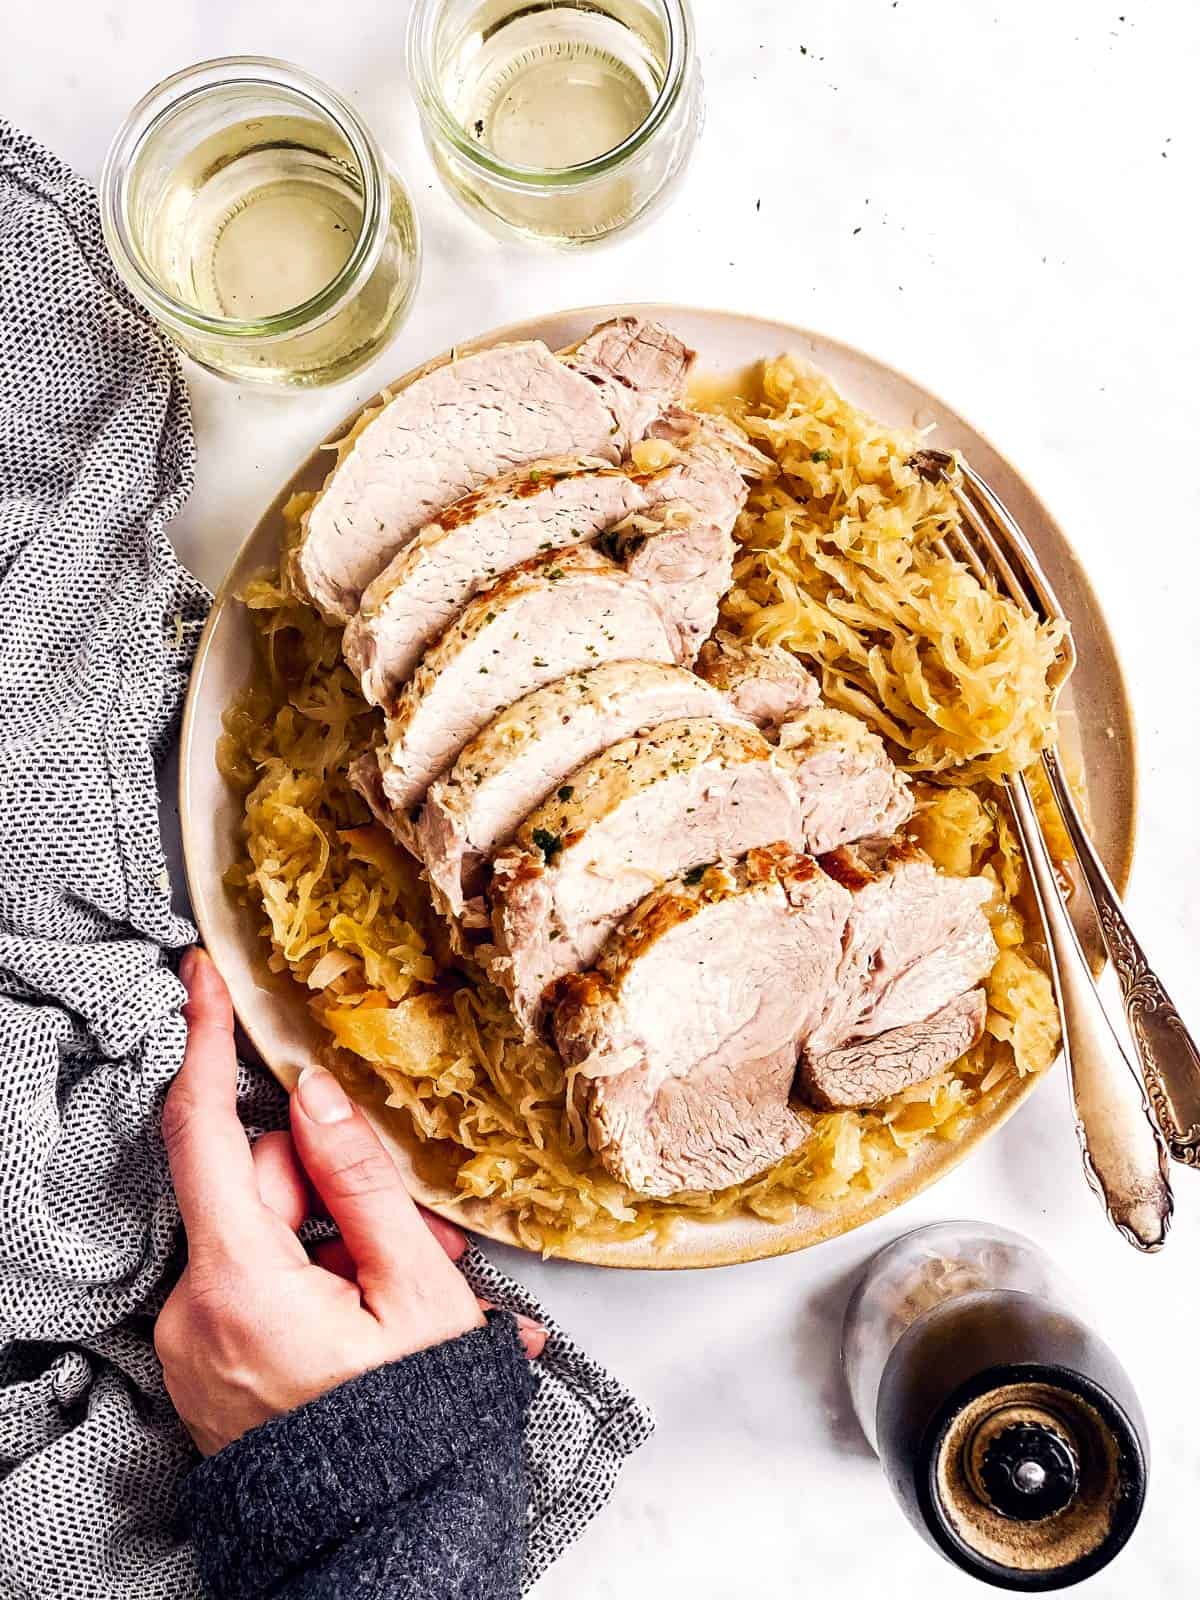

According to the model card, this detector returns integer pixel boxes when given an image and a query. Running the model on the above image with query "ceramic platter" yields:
[180,305,1136,1269]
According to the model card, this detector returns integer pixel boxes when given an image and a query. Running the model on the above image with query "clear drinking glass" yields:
[101,58,421,388]
[407,0,703,247]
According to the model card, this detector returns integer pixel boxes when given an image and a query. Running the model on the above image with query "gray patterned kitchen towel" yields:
[0,120,652,1600]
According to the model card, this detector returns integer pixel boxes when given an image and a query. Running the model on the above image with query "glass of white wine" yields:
[407,0,702,247]
[101,58,421,388]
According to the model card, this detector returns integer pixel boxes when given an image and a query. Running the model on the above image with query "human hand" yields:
[156,947,544,1457]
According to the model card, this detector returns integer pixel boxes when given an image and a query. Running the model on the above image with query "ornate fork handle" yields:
[1008,773,1172,1251]
[1042,747,1200,1165]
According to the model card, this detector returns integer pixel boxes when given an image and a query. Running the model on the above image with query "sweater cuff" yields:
[180,1313,536,1600]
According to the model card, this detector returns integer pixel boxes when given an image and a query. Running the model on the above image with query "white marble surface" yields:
[5,2,1198,1593]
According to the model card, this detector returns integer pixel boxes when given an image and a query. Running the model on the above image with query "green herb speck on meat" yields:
[531,827,562,863]
[557,785,574,801]
[683,863,710,886]
[810,448,832,464]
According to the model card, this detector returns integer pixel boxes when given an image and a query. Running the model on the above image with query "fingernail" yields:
[181,945,214,989]
[296,1065,353,1125]
[515,1317,548,1360]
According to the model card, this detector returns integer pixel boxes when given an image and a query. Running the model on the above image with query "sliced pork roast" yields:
[599,504,730,665]
[376,546,682,814]
[554,846,851,1196]
[418,662,751,924]
[602,416,769,659]
[348,745,400,837]
[588,1055,808,1199]
[565,317,698,446]
[804,840,997,1059]
[345,417,760,710]
[696,632,820,735]
[344,459,646,708]
[775,707,913,850]
[417,632,842,927]
[294,316,693,620]
[798,989,987,1111]
[487,718,826,1035]
[648,404,775,478]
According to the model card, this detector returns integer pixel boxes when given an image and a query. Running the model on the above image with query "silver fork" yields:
[912,449,1174,1252]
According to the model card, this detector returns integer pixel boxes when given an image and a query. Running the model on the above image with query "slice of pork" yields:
[601,503,733,665]
[587,1050,810,1199]
[588,993,986,1196]
[604,416,769,658]
[346,416,760,710]
[696,632,820,734]
[418,661,751,924]
[797,989,987,1111]
[487,718,824,1035]
[648,405,775,479]
[293,317,693,620]
[343,434,739,712]
[376,546,682,815]
[347,747,431,866]
[553,845,850,1196]
[775,706,914,850]
[344,460,646,708]
[806,841,997,1057]
[565,317,697,447]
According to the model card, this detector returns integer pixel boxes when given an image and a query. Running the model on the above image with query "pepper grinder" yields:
[842,1222,1148,1589]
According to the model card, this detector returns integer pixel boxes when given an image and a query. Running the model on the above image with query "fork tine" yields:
[946,494,1076,698]
[914,448,1057,616]
[937,525,988,589]
[931,487,1021,611]
[914,449,1077,692]
[957,460,1072,630]
[952,480,1042,620]
[913,448,1039,613]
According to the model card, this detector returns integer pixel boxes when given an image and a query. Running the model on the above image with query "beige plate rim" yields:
[180,302,1137,1270]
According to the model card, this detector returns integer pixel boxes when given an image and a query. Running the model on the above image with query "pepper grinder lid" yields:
[926,1367,1146,1590]
[976,1419,1079,1522]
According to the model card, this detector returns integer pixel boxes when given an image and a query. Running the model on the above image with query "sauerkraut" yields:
[718,358,1066,783]
[220,362,1063,1253]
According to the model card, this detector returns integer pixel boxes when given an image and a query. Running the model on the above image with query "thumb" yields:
[290,1065,445,1312]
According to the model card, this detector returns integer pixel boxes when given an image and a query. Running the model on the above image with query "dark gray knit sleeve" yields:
[179,1313,537,1600]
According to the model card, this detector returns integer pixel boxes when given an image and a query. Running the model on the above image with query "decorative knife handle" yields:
[1008,772,1172,1252]
[1042,747,1200,1166]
